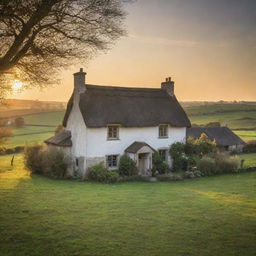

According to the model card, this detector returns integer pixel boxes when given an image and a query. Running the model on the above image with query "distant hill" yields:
[0,99,67,119]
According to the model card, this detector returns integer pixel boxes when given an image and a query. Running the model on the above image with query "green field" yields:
[2,111,65,148]
[233,130,256,142]
[0,154,255,256]
[184,103,256,142]
[1,103,256,147]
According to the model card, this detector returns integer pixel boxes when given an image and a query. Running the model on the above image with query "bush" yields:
[24,145,71,177]
[105,171,119,183]
[43,148,71,178]
[169,143,188,172]
[87,162,119,183]
[183,171,195,179]
[197,154,240,176]
[87,162,108,182]
[152,153,169,175]
[243,140,256,153]
[156,173,183,182]
[197,157,216,176]
[14,117,25,127]
[5,148,15,154]
[215,155,240,174]
[14,146,24,153]
[118,155,138,176]
[24,145,45,174]
[187,133,217,157]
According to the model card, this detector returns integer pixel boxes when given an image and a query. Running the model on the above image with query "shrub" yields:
[186,134,217,157]
[14,146,24,153]
[24,145,71,177]
[87,162,119,183]
[0,127,13,144]
[183,171,195,179]
[5,148,15,154]
[152,152,169,175]
[118,155,138,176]
[156,173,183,182]
[169,142,188,172]
[197,157,216,176]
[215,155,240,174]
[14,117,25,127]
[24,145,45,174]
[87,162,108,182]
[43,148,71,178]
[105,171,119,183]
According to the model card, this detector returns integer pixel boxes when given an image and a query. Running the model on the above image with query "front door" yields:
[138,153,149,175]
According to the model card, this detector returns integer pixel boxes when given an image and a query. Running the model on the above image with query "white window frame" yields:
[159,124,168,138]
[107,125,119,140]
[106,155,119,169]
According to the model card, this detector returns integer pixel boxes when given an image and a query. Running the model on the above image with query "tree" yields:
[14,116,25,127]
[0,0,131,100]
[0,127,13,144]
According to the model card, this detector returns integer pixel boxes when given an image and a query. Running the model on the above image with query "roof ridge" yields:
[86,84,161,91]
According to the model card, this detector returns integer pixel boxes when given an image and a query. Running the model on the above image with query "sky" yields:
[12,0,256,102]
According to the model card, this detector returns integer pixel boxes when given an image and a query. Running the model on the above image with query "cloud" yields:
[129,34,201,47]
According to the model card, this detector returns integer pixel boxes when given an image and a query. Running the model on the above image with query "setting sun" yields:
[12,80,23,90]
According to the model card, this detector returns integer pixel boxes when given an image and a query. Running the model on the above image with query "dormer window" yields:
[107,125,119,140]
[159,124,168,138]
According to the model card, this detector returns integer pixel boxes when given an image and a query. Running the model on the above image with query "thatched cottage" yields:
[187,126,245,152]
[45,68,191,177]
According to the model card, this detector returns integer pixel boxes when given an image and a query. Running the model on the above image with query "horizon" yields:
[8,0,256,101]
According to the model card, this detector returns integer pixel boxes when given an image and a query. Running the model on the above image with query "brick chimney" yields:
[161,77,174,96]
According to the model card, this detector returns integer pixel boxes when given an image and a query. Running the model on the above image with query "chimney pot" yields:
[161,76,175,96]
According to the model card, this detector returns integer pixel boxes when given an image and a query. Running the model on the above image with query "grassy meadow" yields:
[0,154,255,256]
[2,111,65,148]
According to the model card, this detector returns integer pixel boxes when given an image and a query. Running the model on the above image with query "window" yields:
[107,126,119,140]
[106,155,118,168]
[159,125,168,138]
[159,149,168,162]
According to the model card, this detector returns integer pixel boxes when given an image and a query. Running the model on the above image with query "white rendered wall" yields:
[85,126,186,162]
[66,100,87,159]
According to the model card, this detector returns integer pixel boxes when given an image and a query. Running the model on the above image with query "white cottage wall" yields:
[66,100,87,175]
[85,126,186,168]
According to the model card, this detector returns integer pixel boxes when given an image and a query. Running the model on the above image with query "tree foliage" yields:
[0,127,13,144]
[0,0,131,100]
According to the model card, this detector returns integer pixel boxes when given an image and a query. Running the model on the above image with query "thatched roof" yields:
[63,84,191,128]
[44,130,72,147]
[125,141,156,153]
[187,127,245,146]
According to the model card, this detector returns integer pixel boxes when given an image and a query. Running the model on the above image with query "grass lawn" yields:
[0,155,255,256]
[239,153,256,168]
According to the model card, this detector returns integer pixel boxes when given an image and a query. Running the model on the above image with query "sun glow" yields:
[12,80,23,90]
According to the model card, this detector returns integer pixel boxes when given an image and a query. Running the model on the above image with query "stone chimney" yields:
[161,77,174,96]
[74,68,86,94]
[73,68,86,106]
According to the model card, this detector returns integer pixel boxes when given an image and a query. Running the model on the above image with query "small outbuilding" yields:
[186,126,245,152]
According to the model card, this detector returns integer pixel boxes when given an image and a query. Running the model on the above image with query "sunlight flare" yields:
[12,80,23,90]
